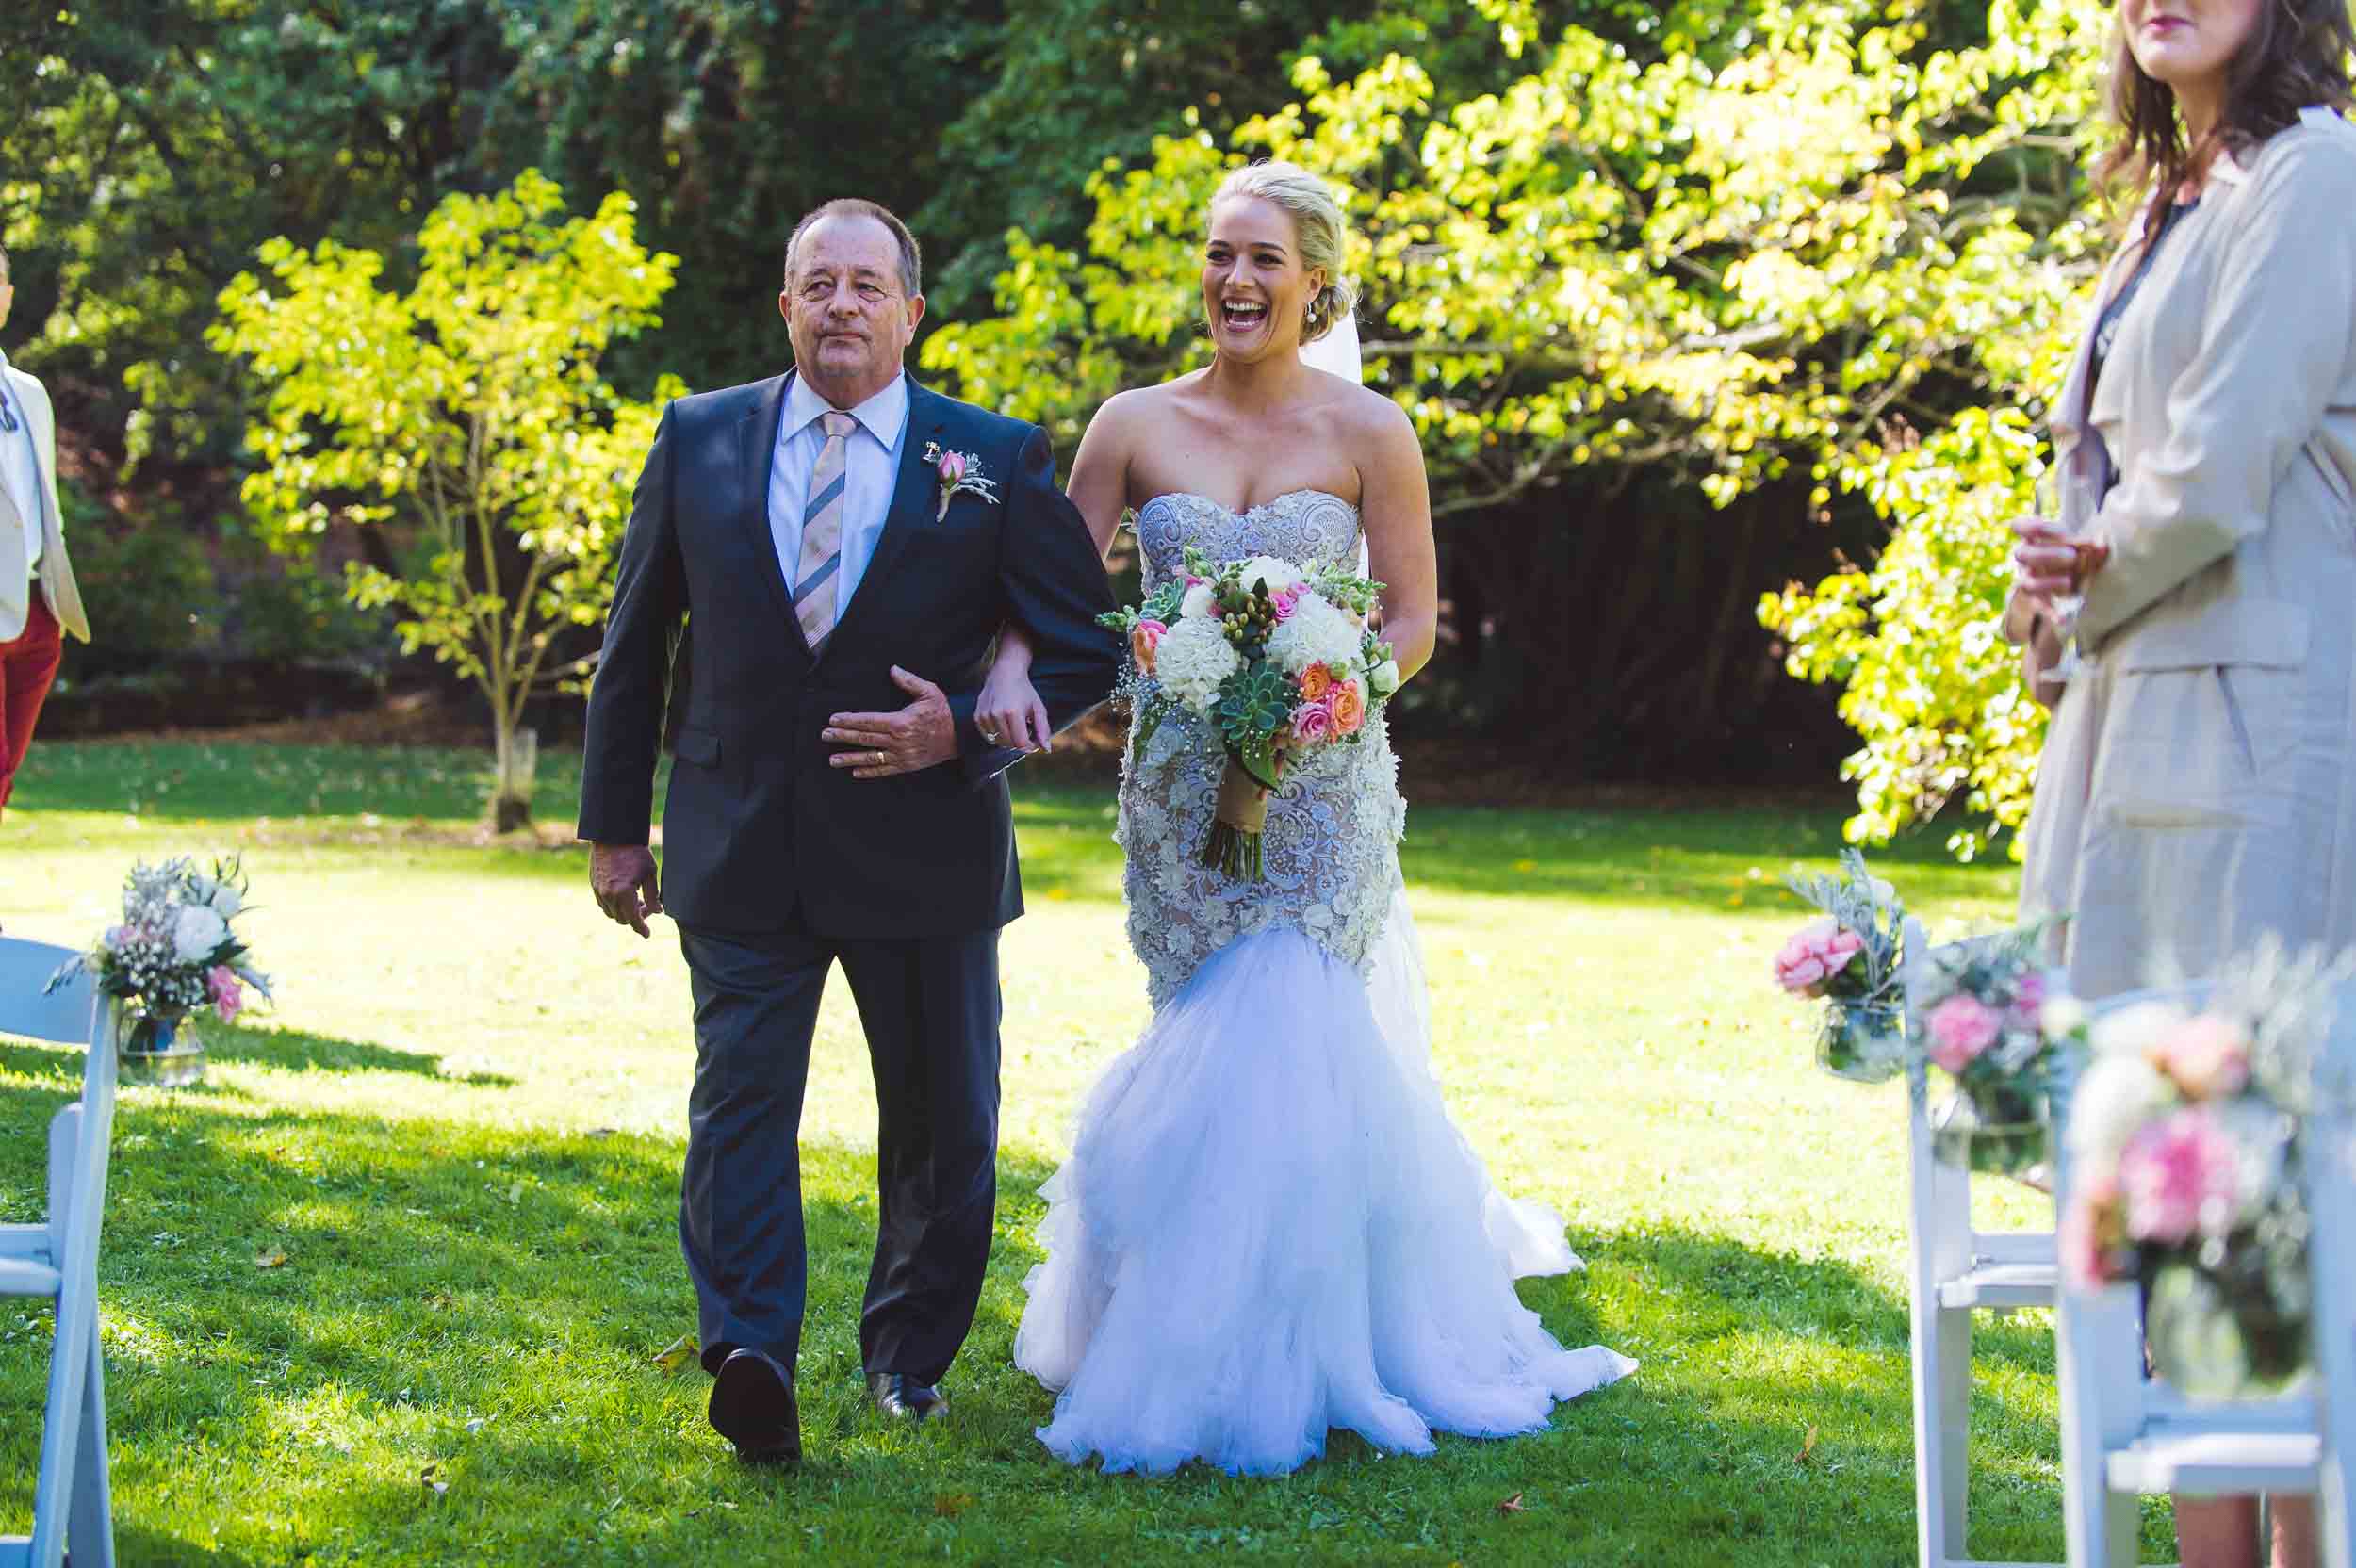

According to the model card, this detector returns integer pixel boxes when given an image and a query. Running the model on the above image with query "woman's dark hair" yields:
[2102,0,2356,206]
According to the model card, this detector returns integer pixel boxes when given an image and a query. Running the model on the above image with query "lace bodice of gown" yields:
[1119,490,1406,1010]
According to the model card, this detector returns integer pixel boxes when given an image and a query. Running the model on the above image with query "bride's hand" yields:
[976,659,1054,752]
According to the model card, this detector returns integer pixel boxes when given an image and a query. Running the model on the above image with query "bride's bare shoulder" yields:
[1317,376,1415,450]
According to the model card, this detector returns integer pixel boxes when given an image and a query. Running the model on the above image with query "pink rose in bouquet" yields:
[207,965,245,1022]
[1271,585,1304,622]
[1330,681,1366,736]
[1924,993,2003,1073]
[1131,619,1167,678]
[2148,1013,2252,1101]
[1773,919,1865,996]
[2119,1107,2243,1247]
[1291,699,1335,745]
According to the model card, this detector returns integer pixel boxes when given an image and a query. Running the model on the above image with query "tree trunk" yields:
[490,719,537,832]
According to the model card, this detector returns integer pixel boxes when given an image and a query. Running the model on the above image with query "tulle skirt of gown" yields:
[1013,892,1636,1476]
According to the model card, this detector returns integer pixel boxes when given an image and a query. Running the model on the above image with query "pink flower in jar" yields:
[1924,994,2003,1074]
[1772,919,1865,996]
[1291,698,1336,746]
[2118,1107,2243,1247]
[2061,1171,2127,1287]
[2149,1012,2252,1101]
[2009,969,2049,1023]
[207,965,244,1023]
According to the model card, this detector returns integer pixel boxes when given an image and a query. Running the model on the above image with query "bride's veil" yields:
[1301,308,1581,1277]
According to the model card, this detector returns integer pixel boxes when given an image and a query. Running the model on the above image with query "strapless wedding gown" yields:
[1013,489,1634,1476]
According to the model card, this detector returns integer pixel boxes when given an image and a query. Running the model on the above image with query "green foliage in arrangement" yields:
[208,172,684,828]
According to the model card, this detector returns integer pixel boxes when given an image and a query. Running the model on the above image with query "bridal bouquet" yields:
[2063,946,2348,1397]
[1098,547,1398,879]
[1774,851,1908,1082]
[48,856,270,1062]
[1911,929,2081,1174]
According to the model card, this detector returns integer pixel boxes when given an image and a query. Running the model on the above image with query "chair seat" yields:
[1936,1260,2056,1311]
[0,1257,62,1298]
[0,1225,52,1264]
[2106,1428,2320,1497]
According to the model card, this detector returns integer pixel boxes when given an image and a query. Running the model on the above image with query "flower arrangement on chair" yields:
[1910,927,2084,1175]
[1774,850,1909,1082]
[2062,944,2349,1398]
[46,856,270,1087]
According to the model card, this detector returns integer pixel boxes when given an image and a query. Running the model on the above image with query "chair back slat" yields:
[0,942,94,1049]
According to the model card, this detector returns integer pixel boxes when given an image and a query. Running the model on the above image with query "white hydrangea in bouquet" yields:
[1773,850,1908,1082]
[1099,547,1399,879]
[2062,943,2351,1398]
[1911,927,2080,1174]
[47,856,271,1052]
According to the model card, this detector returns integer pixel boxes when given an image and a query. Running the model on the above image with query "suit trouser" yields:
[676,915,1002,1386]
[0,594,61,817]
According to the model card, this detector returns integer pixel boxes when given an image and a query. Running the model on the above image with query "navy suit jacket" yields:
[578,373,1119,938]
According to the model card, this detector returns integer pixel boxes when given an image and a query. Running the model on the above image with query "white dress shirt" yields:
[767,371,908,625]
[0,352,42,578]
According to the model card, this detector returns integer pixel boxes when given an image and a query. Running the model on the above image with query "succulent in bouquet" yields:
[1098,547,1399,880]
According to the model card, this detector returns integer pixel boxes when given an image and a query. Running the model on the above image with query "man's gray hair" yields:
[783,199,922,298]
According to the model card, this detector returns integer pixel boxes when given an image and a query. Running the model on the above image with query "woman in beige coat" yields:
[2009,2,2356,1563]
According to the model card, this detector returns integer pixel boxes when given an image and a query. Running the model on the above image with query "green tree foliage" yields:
[210,172,682,827]
[923,0,2115,807]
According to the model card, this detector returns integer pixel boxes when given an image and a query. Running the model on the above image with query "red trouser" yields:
[0,594,61,817]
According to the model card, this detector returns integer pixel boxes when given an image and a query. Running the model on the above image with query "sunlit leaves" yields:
[210,172,683,820]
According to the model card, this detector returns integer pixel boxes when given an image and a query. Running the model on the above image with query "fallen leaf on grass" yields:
[1495,1493,1528,1516]
[934,1494,974,1519]
[651,1334,697,1374]
[1797,1425,1820,1466]
[254,1246,288,1269]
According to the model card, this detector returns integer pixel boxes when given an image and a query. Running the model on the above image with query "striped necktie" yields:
[794,410,858,652]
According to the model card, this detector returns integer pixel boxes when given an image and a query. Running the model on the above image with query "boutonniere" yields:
[922,441,1001,521]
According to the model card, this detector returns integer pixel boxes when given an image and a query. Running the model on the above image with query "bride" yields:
[977,159,1633,1476]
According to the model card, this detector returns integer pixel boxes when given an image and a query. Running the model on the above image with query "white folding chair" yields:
[1898,918,2065,1568]
[0,938,119,1568]
[2054,981,2356,1568]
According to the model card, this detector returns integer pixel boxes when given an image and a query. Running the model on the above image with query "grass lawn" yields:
[0,740,2175,1565]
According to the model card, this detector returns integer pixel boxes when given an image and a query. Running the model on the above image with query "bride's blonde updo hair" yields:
[1210,160,1359,344]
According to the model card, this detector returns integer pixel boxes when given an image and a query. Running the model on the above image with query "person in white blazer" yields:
[2006,3,2356,1565]
[0,242,90,818]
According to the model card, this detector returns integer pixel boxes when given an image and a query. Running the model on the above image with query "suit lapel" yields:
[821,381,947,657]
[736,372,812,659]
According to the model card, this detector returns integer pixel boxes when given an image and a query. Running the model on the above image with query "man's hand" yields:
[823,666,959,779]
[591,842,663,938]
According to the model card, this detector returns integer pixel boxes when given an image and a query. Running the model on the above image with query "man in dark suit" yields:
[578,199,1117,1464]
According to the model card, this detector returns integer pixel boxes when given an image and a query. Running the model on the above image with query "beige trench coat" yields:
[2019,107,2356,1000]
[0,357,90,645]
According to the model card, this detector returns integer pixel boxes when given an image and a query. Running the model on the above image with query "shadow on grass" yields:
[0,1075,2086,1565]
[0,1027,514,1088]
